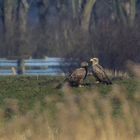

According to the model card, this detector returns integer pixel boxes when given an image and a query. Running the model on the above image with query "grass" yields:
[0,75,138,113]
[0,76,62,111]
[0,71,139,140]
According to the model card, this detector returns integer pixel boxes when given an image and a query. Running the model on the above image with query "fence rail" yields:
[0,58,75,76]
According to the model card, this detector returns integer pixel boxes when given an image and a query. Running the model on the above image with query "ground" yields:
[0,75,140,140]
[0,75,138,113]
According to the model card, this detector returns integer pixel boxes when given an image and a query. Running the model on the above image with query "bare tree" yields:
[113,0,136,26]
[81,0,96,31]
[3,0,16,56]
[71,0,96,31]
[16,0,29,57]
[36,0,49,30]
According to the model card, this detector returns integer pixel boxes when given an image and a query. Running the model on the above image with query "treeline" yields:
[0,0,140,70]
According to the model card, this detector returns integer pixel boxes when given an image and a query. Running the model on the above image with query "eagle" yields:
[90,58,112,85]
[68,61,88,87]
[56,61,88,88]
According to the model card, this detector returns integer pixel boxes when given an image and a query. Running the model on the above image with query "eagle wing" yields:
[92,64,112,84]
[57,67,87,88]
[69,68,87,81]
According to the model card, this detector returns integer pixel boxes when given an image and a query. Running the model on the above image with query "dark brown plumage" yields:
[56,61,88,88]
[68,61,88,87]
[90,58,112,85]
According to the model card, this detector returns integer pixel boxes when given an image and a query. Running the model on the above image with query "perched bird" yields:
[90,58,112,85]
[56,61,88,88]
[68,61,88,87]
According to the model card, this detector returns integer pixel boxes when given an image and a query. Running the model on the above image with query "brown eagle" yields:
[56,61,88,88]
[68,61,88,87]
[90,58,112,85]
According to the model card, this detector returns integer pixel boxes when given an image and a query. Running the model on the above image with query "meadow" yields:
[0,65,139,140]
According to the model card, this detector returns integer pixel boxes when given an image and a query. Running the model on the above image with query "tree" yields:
[3,0,16,56]
[17,0,29,57]
[113,0,136,26]
[36,0,49,30]
[71,0,96,31]
[81,0,96,31]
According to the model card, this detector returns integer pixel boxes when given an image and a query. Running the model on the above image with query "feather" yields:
[90,58,112,85]
[56,61,88,88]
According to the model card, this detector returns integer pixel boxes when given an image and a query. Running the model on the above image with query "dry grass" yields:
[0,65,140,140]
[105,69,129,79]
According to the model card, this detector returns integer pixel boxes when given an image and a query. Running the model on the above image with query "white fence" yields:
[0,57,77,76]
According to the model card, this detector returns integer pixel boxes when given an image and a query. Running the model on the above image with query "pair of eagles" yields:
[67,58,112,87]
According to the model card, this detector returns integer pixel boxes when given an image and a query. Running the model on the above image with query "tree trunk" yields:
[81,0,96,31]
[113,0,136,26]
[17,0,29,57]
[129,0,136,26]
[72,0,82,18]
[36,0,49,30]
[4,0,15,56]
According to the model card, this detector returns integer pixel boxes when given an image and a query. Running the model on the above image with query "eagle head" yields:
[90,58,99,65]
[80,61,88,68]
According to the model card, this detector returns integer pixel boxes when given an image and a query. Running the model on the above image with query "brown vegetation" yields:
[0,85,139,140]
[0,64,139,140]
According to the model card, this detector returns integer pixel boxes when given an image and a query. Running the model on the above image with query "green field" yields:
[0,75,140,140]
[0,76,139,116]
[0,76,138,107]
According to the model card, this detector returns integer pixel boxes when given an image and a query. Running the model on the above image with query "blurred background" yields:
[0,0,140,71]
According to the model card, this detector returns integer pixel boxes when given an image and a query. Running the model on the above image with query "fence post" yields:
[17,58,25,75]
[11,67,17,75]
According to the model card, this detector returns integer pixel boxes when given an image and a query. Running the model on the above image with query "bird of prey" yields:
[68,61,88,87]
[56,61,88,88]
[90,58,112,85]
